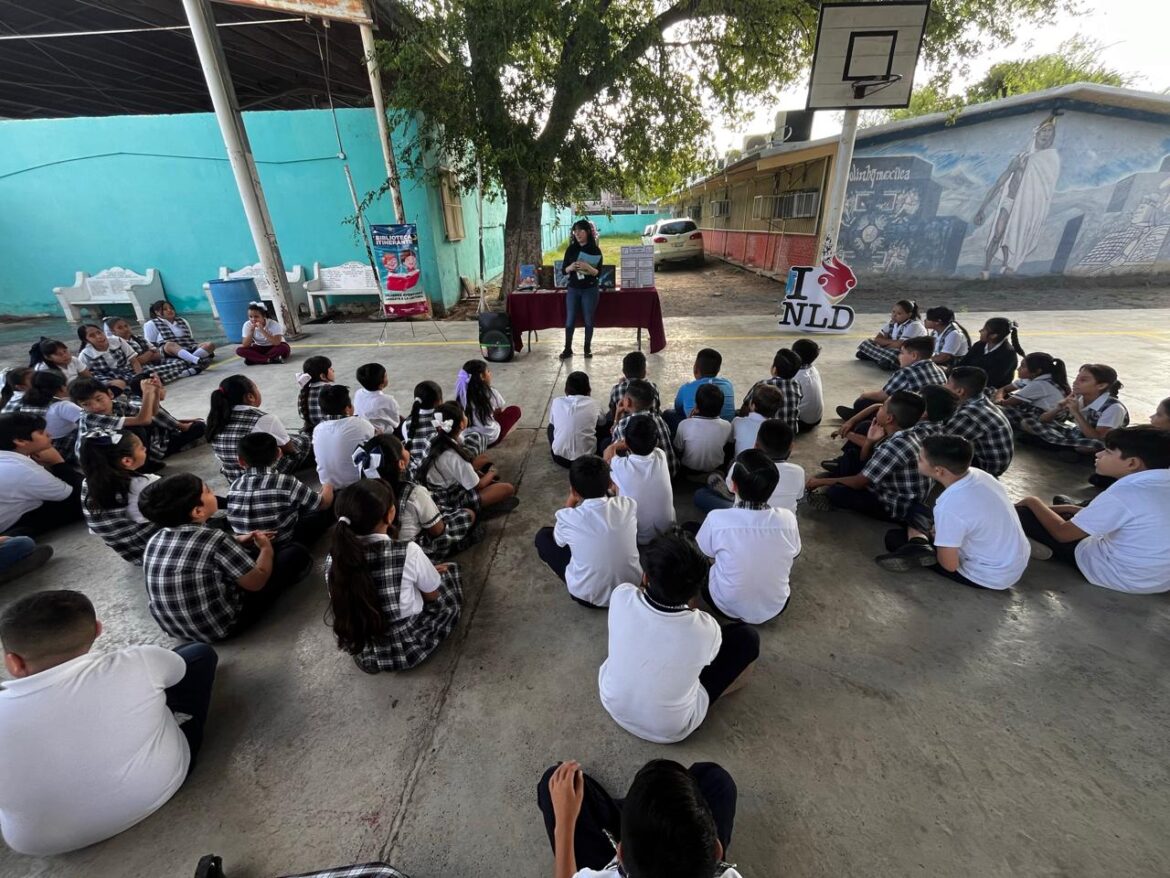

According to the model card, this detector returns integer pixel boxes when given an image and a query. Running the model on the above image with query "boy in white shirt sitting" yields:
[697,449,801,623]
[352,363,401,433]
[673,383,732,474]
[694,419,804,515]
[730,383,782,456]
[534,455,641,608]
[538,757,742,878]
[548,371,605,467]
[312,384,378,490]
[876,434,1030,589]
[605,415,675,545]
[1015,426,1170,594]
[0,590,217,856]
[598,532,760,744]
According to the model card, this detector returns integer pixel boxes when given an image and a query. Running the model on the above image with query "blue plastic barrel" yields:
[207,278,260,343]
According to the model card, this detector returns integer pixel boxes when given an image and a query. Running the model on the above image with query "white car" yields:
[641,218,704,269]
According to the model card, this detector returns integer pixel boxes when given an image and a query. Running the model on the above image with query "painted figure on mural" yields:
[973,113,1062,279]
[1076,179,1170,274]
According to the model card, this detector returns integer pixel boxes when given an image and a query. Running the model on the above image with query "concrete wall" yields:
[848,107,1170,278]
[585,212,672,236]
[0,108,504,316]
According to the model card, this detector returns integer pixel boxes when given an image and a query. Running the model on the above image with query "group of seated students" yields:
[0,322,526,856]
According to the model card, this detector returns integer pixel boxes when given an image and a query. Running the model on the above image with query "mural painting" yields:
[843,107,1170,279]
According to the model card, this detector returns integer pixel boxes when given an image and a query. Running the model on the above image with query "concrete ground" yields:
[1,309,1168,878]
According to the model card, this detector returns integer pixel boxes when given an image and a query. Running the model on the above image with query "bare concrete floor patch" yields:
[1,311,1168,877]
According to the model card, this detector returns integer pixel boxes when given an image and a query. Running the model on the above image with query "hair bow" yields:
[352,445,384,479]
[248,301,266,309]
[453,369,471,403]
[295,372,313,388]
[337,515,351,526]
[432,413,454,434]
[83,428,123,446]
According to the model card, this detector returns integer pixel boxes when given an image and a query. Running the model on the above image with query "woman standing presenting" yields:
[561,220,603,359]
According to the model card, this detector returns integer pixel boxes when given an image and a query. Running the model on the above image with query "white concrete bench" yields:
[306,261,381,318]
[201,263,309,319]
[53,267,162,324]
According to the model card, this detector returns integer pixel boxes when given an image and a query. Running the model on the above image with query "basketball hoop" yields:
[850,73,903,100]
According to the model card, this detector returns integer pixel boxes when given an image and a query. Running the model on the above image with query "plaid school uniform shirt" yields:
[210,406,309,482]
[300,380,334,430]
[79,343,137,384]
[324,536,463,672]
[147,316,199,351]
[78,397,181,460]
[882,359,948,396]
[750,377,803,434]
[862,428,930,522]
[122,333,192,383]
[143,524,257,641]
[404,411,438,475]
[277,866,408,878]
[1022,395,1130,451]
[80,480,159,565]
[227,467,321,544]
[608,379,662,414]
[945,395,1015,477]
[612,410,679,476]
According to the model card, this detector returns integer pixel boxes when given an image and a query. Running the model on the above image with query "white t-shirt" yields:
[674,416,732,472]
[549,394,603,461]
[241,318,284,345]
[35,357,85,382]
[356,534,440,618]
[932,468,1029,589]
[462,386,506,446]
[1009,375,1065,412]
[882,318,926,340]
[1072,469,1170,594]
[233,405,292,446]
[610,448,675,545]
[353,388,401,432]
[313,416,376,488]
[932,325,970,357]
[796,365,823,423]
[0,646,189,856]
[697,505,801,623]
[725,460,805,513]
[598,584,721,744]
[553,496,642,607]
[45,398,84,439]
[396,484,443,542]
[127,473,161,524]
[427,448,480,492]
[731,412,766,456]
[0,450,74,532]
[1083,394,1128,429]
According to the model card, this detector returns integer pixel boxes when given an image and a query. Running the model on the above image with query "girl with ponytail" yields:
[958,317,1026,389]
[104,317,194,384]
[296,355,334,433]
[29,337,92,383]
[923,306,971,366]
[855,299,926,370]
[416,401,517,515]
[1,366,33,412]
[79,430,160,564]
[206,374,311,481]
[997,352,1070,428]
[455,358,522,449]
[354,433,479,560]
[403,380,444,472]
[325,479,464,672]
[1021,363,1129,455]
[17,371,83,459]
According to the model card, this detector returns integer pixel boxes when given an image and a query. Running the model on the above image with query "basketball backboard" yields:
[806,1,931,110]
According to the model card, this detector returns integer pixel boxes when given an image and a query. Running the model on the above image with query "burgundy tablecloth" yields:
[506,288,667,354]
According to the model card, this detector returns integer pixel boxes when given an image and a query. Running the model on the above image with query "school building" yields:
[669,83,1170,282]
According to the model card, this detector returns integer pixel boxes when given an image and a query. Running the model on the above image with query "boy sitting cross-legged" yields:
[608,379,678,477]
[598,531,760,744]
[876,434,1030,589]
[836,336,945,420]
[139,473,313,642]
[533,455,642,609]
[673,382,733,474]
[606,414,676,545]
[695,418,805,515]
[739,347,803,436]
[606,351,661,424]
[0,590,217,856]
[1015,425,1170,594]
[227,432,335,549]
[667,347,736,429]
[697,449,801,623]
[943,366,1015,477]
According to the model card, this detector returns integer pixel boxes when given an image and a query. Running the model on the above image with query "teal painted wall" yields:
[0,108,502,316]
[542,204,573,253]
[586,212,672,236]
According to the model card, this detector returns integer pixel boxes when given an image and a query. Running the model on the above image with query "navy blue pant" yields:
[534,526,602,608]
[537,762,737,871]
[165,643,218,768]
[565,286,599,349]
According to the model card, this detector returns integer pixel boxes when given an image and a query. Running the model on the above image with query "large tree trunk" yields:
[499,172,545,302]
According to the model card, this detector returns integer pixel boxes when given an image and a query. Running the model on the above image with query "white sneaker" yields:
[1028,538,1053,561]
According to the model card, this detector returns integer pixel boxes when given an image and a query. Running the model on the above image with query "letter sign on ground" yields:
[778,257,857,334]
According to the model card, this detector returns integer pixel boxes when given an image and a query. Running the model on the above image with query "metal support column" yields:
[360,21,405,223]
[820,108,859,261]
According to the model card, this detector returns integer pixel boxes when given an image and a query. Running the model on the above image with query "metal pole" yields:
[182,0,300,334]
[360,22,405,223]
[820,108,859,261]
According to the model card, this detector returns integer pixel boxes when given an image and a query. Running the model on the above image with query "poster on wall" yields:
[371,224,430,318]
[778,257,857,333]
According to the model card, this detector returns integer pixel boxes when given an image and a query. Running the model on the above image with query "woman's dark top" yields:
[562,241,603,290]
[959,341,1018,389]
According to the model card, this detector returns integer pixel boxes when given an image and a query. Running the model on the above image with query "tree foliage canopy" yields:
[378,0,1072,204]
[883,36,1135,123]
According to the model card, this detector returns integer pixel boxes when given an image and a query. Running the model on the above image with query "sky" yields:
[711,0,1170,153]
